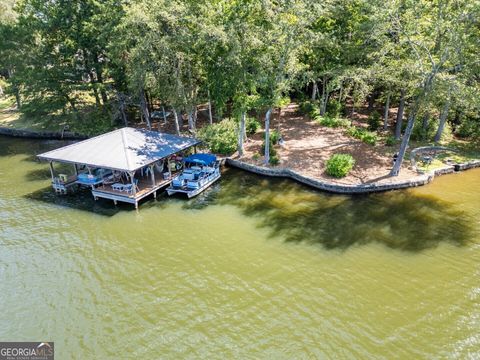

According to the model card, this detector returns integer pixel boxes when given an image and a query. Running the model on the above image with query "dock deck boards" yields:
[92,177,172,205]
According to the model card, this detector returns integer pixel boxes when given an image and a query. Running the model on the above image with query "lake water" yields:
[0,135,479,358]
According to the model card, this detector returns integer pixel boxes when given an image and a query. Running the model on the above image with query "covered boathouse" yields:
[37,127,201,208]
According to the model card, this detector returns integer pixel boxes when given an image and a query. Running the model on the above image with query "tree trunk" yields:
[8,69,21,109]
[193,106,198,129]
[14,88,21,109]
[139,89,151,130]
[187,106,195,131]
[208,90,213,125]
[368,90,376,111]
[162,106,167,124]
[390,112,415,176]
[320,76,328,116]
[433,97,451,143]
[66,95,77,113]
[389,69,439,176]
[238,111,246,157]
[421,112,429,135]
[395,89,406,140]
[383,92,390,130]
[311,82,318,101]
[93,56,108,105]
[172,108,181,135]
[117,92,128,127]
[264,108,272,166]
[145,91,153,113]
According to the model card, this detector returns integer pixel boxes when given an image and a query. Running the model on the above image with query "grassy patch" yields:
[316,116,350,128]
[0,97,15,111]
[346,126,378,145]
[0,104,114,136]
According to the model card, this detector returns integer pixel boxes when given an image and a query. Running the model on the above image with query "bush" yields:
[261,139,277,157]
[270,129,281,144]
[457,118,480,139]
[245,116,261,135]
[270,155,280,165]
[299,100,317,116]
[385,135,397,146]
[367,111,381,131]
[260,133,281,165]
[326,154,355,178]
[318,116,350,128]
[299,100,322,120]
[198,118,237,155]
[326,99,344,118]
[346,126,377,145]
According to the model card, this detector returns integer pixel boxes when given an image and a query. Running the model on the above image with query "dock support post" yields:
[129,171,137,195]
[153,191,157,199]
[49,162,55,181]
[150,164,155,187]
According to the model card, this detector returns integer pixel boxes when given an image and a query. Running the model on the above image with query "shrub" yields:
[261,139,277,157]
[270,129,281,144]
[298,100,323,120]
[326,154,355,178]
[198,118,237,155]
[270,155,280,165]
[346,126,377,145]
[457,118,480,139]
[260,134,281,165]
[367,111,381,131]
[385,135,397,146]
[326,99,344,118]
[318,116,350,128]
[299,100,317,116]
[245,116,261,135]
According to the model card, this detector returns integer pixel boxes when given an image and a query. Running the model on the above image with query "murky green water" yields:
[0,135,479,358]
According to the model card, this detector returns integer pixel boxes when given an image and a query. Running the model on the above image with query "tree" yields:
[390,0,478,176]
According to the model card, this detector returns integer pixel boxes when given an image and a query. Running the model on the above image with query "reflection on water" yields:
[185,169,475,251]
[1,135,480,358]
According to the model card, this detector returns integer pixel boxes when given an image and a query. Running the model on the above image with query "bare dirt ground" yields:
[233,103,420,185]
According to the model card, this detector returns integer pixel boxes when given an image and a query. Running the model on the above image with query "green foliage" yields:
[261,133,280,165]
[317,116,350,128]
[367,111,381,131]
[245,117,261,135]
[298,100,322,120]
[346,126,377,145]
[326,154,355,178]
[456,117,480,140]
[269,155,280,165]
[198,118,237,155]
[385,136,397,146]
[299,100,317,116]
[72,110,114,136]
[326,99,344,118]
[261,140,277,157]
[270,130,281,145]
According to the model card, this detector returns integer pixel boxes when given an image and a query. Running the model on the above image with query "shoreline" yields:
[2,125,479,195]
[226,158,480,194]
[0,126,88,140]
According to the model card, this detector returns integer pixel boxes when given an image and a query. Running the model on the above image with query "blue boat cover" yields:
[184,153,217,165]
